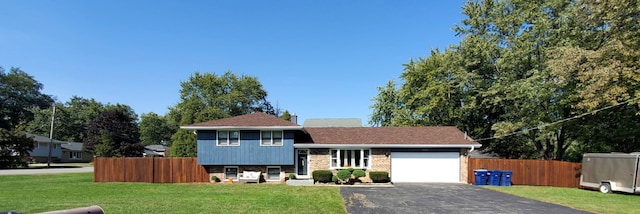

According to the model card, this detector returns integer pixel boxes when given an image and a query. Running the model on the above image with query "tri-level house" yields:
[181,112,481,183]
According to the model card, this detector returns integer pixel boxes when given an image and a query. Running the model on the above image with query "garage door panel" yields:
[391,152,460,183]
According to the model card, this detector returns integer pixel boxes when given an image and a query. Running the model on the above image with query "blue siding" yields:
[197,130,294,165]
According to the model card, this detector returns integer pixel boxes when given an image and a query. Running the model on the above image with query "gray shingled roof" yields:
[26,133,68,144]
[303,118,362,127]
[61,142,84,151]
[145,145,168,152]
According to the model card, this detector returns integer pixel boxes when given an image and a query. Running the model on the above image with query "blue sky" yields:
[1,0,467,125]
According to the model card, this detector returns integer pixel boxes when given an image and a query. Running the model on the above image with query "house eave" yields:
[293,144,482,149]
[180,126,304,131]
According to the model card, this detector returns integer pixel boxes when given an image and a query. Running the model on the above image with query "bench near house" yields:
[181,112,481,183]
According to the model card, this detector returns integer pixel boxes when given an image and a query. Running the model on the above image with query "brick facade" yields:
[460,148,469,183]
[207,148,472,183]
[305,148,391,182]
[308,149,330,173]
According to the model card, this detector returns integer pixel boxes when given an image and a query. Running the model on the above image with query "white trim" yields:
[260,131,284,147]
[295,144,481,149]
[295,149,310,178]
[217,130,241,147]
[329,149,372,169]
[181,126,303,130]
[224,166,239,180]
[266,166,281,181]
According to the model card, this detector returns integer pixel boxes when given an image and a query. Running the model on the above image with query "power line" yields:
[474,97,640,142]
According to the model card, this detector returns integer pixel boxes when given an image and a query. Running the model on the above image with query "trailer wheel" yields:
[599,183,612,194]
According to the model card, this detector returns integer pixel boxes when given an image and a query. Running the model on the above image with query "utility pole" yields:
[47,103,56,168]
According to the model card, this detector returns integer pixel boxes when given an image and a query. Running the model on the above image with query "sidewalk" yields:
[0,166,93,175]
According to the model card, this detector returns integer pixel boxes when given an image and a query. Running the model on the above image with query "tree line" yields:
[4,0,637,168]
[370,0,640,161]
[1,67,289,168]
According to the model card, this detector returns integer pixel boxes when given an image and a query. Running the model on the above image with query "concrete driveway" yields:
[341,183,591,214]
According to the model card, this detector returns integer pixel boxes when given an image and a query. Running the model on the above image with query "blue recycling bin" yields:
[487,170,502,186]
[500,170,512,186]
[473,169,488,185]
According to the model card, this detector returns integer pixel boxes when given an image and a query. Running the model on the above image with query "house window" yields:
[217,131,240,146]
[267,166,280,180]
[261,131,283,146]
[69,151,82,160]
[224,167,238,179]
[53,144,60,149]
[330,149,371,169]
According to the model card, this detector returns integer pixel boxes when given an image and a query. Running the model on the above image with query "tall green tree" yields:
[371,0,639,160]
[83,107,143,157]
[0,67,52,168]
[0,67,54,129]
[24,96,110,142]
[369,80,400,127]
[139,112,176,146]
[168,71,270,157]
[279,110,292,121]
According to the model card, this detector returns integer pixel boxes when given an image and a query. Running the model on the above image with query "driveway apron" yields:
[341,183,592,214]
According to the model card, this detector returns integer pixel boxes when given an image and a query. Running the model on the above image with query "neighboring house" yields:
[181,112,481,183]
[27,133,64,163]
[303,118,362,127]
[60,142,93,163]
[144,145,169,157]
[26,133,92,163]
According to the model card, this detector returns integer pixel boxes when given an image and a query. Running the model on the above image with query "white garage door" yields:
[390,152,460,183]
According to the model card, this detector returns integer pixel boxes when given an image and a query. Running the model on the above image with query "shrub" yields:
[336,169,352,183]
[312,170,333,183]
[346,168,355,173]
[369,171,390,183]
[288,173,297,180]
[210,175,219,182]
[332,175,338,183]
[352,169,366,179]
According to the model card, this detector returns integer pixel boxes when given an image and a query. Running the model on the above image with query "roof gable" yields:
[181,112,302,130]
[301,126,478,146]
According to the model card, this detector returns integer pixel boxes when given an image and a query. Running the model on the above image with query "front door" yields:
[296,149,309,177]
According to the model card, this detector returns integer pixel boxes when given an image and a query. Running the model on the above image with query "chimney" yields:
[290,113,298,124]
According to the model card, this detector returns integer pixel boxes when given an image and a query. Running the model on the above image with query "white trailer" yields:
[580,153,640,194]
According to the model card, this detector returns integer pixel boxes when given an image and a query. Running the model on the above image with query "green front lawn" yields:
[0,173,345,214]
[485,186,640,214]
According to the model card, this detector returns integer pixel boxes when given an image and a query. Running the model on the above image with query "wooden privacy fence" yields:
[93,157,209,183]
[468,158,582,188]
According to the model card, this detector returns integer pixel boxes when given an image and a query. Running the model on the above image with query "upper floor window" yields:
[217,131,240,146]
[261,131,283,146]
[330,149,370,169]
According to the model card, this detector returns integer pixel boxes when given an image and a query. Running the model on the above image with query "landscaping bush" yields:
[210,175,219,182]
[369,171,390,183]
[336,169,352,184]
[332,175,338,183]
[352,169,366,179]
[288,173,297,180]
[312,170,333,183]
[346,168,355,173]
